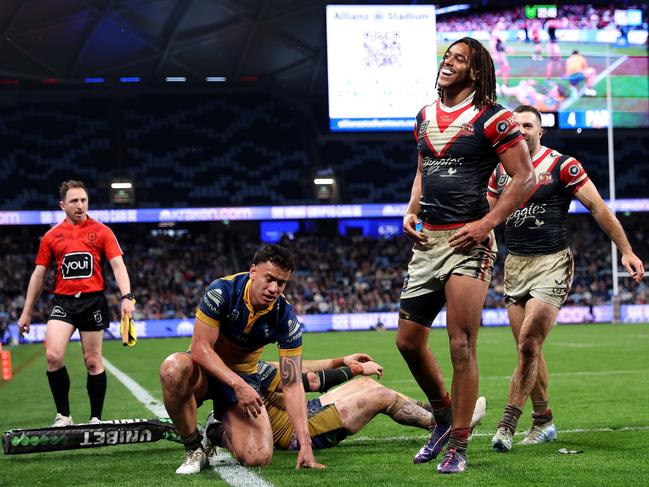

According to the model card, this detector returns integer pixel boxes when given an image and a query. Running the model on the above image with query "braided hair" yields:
[436,37,497,110]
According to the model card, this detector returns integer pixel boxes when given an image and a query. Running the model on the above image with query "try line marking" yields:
[103,358,273,487]
[384,369,649,385]
[346,425,649,445]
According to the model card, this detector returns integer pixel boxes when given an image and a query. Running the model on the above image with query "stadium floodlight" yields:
[313,178,335,185]
[110,179,135,205]
[111,182,132,189]
[313,169,338,203]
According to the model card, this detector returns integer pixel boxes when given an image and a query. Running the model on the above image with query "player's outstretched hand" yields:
[356,360,384,379]
[296,448,326,470]
[343,353,373,365]
[622,252,645,284]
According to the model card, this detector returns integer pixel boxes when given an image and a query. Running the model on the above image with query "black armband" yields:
[302,372,311,391]
[315,367,354,393]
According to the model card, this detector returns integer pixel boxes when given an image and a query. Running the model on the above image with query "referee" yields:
[18,180,135,426]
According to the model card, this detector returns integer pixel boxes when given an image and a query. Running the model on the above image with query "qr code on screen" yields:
[363,31,401,68]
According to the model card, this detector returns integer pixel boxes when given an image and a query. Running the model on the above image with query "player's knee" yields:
[237,449,272,467]
[517,333,543,358]
[395,334,420,357]
[45,349,65,369]
[159,353,192,391]
[83,353,102,373]
[448,335,473,368]
[375,383,396,407]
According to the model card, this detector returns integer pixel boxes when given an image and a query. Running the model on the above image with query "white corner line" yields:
[103,358,273,487]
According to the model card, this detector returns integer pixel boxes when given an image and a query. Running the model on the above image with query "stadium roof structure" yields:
[0,0,485,98]
[0,0,325,96]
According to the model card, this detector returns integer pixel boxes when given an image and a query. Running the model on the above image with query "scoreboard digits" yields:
[525,5,558,19]
[559,110,610,129]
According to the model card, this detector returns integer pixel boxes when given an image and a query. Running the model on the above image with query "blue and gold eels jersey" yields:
[195,272,303,374]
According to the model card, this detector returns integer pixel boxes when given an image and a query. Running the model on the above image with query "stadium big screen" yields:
[326,2,649,130]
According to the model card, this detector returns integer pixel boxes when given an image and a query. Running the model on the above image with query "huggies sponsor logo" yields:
[506,203,547,228]
[61,252,93,279]
[422,156,465,176]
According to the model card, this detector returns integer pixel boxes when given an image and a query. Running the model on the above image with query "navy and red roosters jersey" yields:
[414,94,523,224]
[488,145,589,255]
[35,217,123,295]
[196,272,303,374]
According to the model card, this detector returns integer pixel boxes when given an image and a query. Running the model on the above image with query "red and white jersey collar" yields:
[438,91,476,112]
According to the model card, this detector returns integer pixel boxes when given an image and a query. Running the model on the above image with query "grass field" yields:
[2,323,649,486]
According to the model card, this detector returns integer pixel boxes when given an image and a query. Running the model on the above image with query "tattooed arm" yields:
[280,354,325,470]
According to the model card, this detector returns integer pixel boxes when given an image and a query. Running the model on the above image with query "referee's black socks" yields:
[87,371,107,420]
[47,366,71,417]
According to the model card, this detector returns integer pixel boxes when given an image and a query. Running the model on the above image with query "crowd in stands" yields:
[2,215,647,325]
[238,233,409,315]
[2,92,649,212]
[437,4,647,33]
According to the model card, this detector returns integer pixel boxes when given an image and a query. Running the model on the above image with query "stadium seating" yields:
[1,91,648,210]
[2,214,646,322]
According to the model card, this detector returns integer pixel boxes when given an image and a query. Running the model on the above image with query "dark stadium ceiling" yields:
[0,0,325,96]
[0,0,487,98]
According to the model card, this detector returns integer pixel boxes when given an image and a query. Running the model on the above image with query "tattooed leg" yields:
[317,376,433,435]
[386,394,434,429]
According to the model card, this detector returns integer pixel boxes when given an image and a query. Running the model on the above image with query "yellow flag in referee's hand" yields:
[120,313,137,347]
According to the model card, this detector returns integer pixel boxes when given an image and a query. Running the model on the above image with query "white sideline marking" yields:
[346,425,649,445]
[103,358,273,487]
[102,359,167,416]
[385,369,649,384]
[553,342,600,348]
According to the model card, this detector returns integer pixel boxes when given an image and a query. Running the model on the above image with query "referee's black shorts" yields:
[48,292,110,331]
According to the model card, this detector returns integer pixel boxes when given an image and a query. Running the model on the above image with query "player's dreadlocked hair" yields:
[436,37,497,110]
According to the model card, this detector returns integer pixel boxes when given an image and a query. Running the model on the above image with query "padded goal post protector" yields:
[3,418,181,455]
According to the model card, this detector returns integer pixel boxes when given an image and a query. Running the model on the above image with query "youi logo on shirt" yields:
[61,252,93,279]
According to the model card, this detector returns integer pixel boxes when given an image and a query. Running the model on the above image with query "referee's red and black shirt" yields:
[35,216,123,295]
